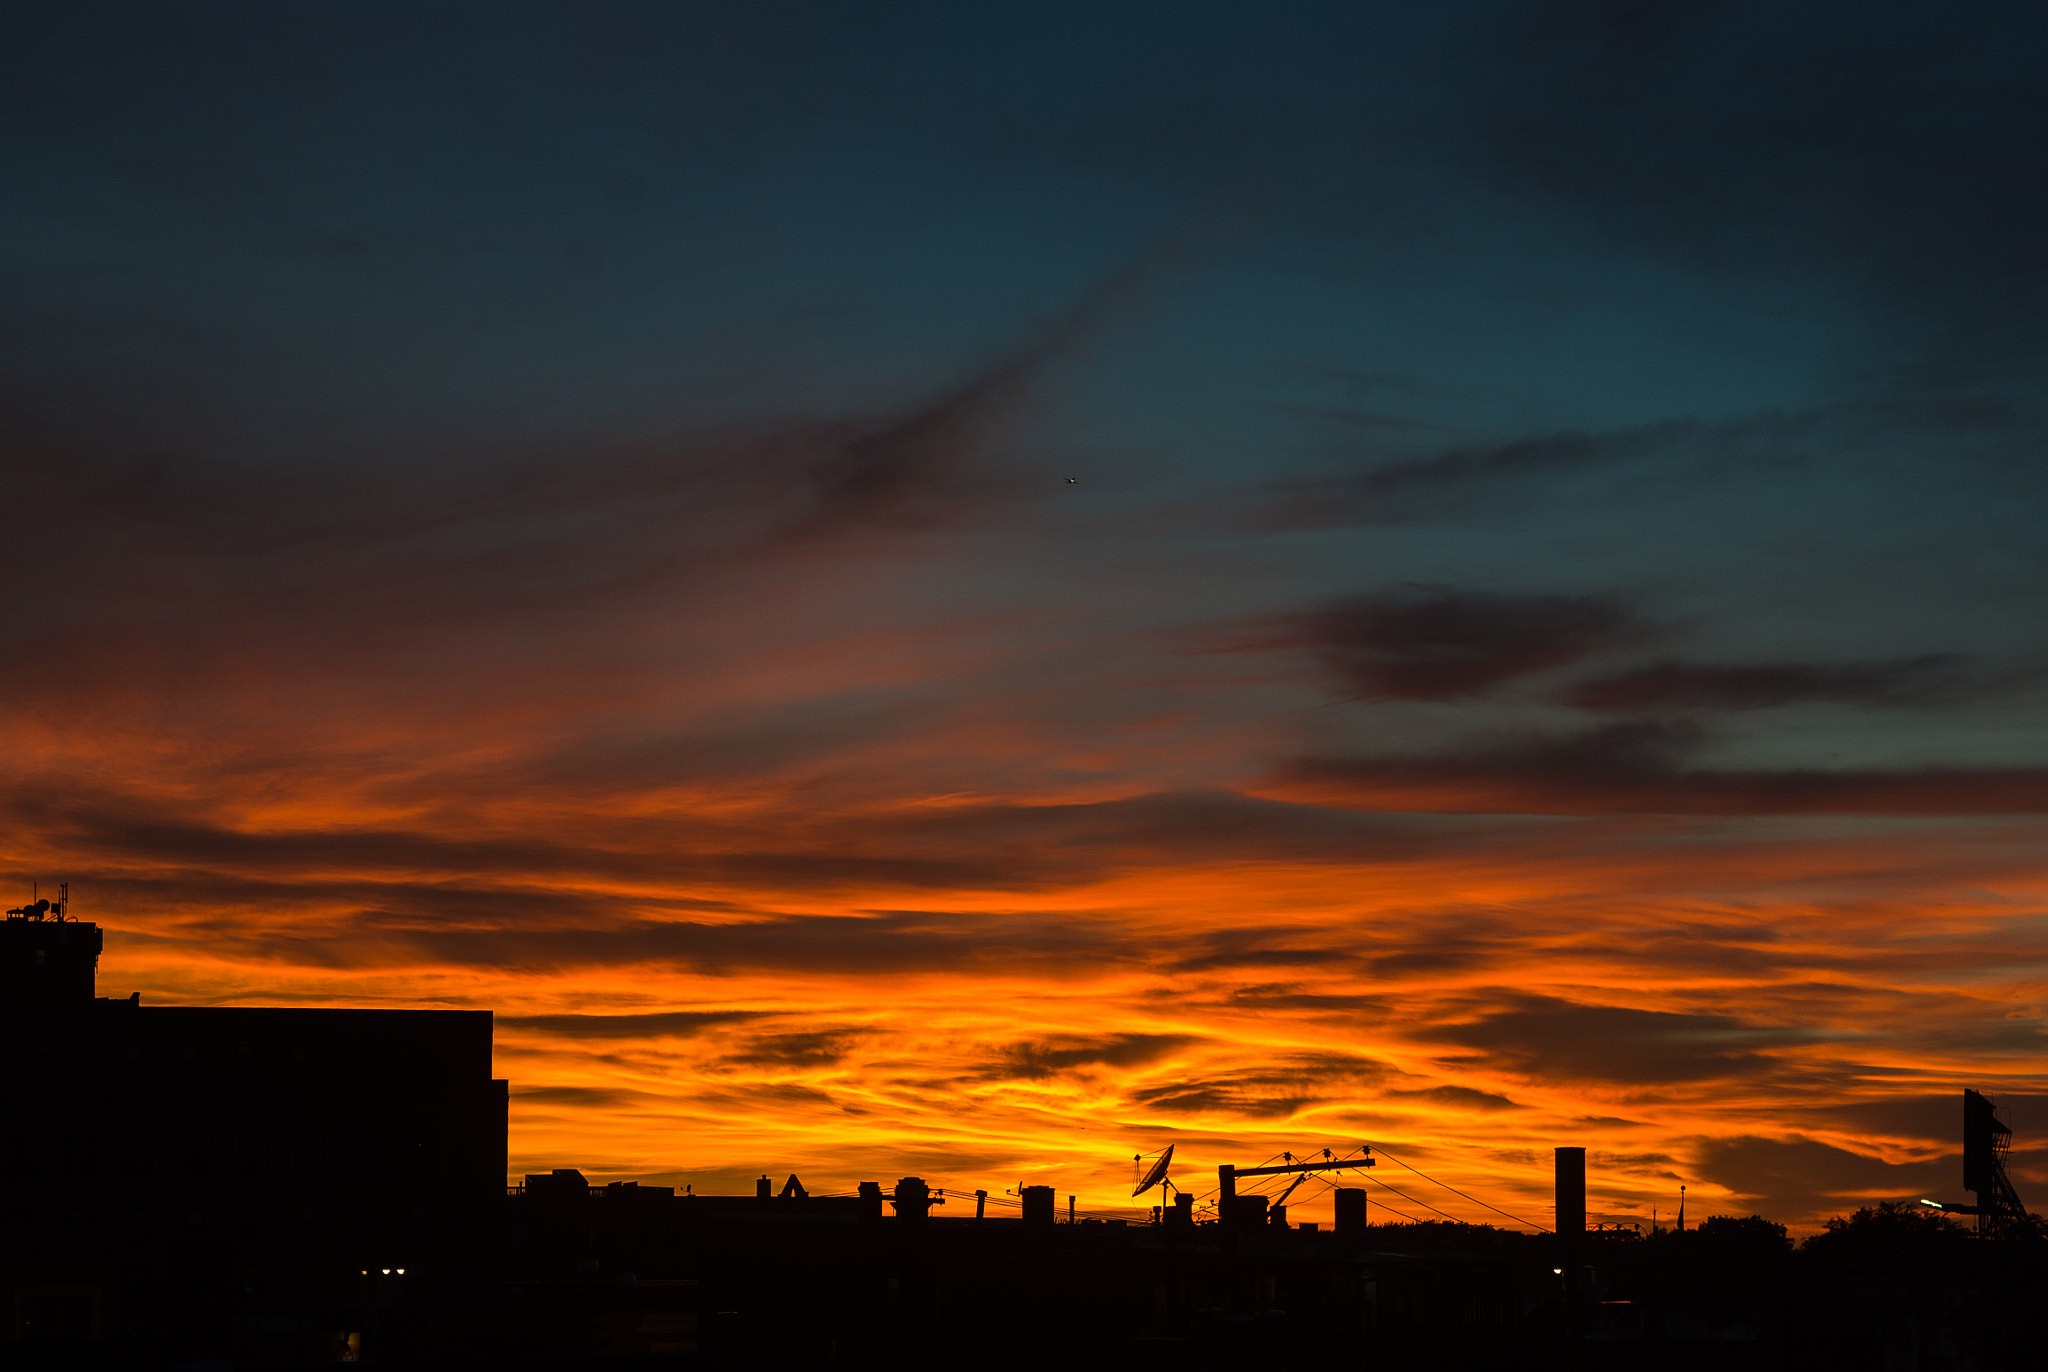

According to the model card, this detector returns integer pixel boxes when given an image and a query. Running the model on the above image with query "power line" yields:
[1061,1140,1539,1232]
[1362,1142,1550,1233]
[1368,1177,1467,1225]
[1356,1185,1425,1224]
[1189,1149,1297,1205]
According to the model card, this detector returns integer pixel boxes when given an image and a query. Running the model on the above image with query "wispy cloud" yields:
[1422,994,1801,1086]
[1240,588,1644,700]
[1563,655,1985,712]
[981,1032,1199,1081]
[1263,723,2048,816]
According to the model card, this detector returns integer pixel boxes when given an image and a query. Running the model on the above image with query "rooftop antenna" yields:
[1132,1144,1176,1202]
[6,882,67,922]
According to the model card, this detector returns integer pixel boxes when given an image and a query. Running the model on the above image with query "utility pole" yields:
[1217,1151,1373,1229]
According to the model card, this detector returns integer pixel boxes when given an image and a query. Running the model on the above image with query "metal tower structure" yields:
[1964,1089,2029,1238]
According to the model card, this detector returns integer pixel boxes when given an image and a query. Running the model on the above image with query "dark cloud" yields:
[501,1011,765,1040]
[1271,721,2048,816]
[1250,422,1705,531]
[784,252,1152,538]
[1172,945,1346,973]
[0,330,1046,680]
[1257,589,1642,701]
[1131,1085,1320,1119]
[88,902,1139,980]
[984,1033,1198,1081]
[1370,940,1500,977]
[0,249,1170,739]
[1236,386,2033,539]
[1564,655,1978,712]
[403,912,1132,979]
[692,1083,838,1111]
[1694,1135,1953,1223]
[1236,403,1910,532]
[11,781,1477,916]
[513,1085,656,1108]
[1224,985,1386,1016]
[1128,1053,1387,1119]
[720,1030,865,1070]
[1810,1094,2048,1147]
[1388,1085,1521,1111]
[1422,994,1793,1084]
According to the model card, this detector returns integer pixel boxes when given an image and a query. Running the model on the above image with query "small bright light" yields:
[360,1270,368,1276]
[1552,1268,1563,1274]
[1919,1199,1943,1209]
[381,1268,391,1275]
[395,1268,405,1275]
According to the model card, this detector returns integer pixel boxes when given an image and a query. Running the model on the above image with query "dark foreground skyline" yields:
[4,2,2048,1229]
[9,912,2044,1369]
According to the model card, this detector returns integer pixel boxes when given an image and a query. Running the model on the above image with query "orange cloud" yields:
[10,371,2048,1235]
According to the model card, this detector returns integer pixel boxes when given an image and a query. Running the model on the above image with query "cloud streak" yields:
[1247,589,1643,701]
[1564,655,1984,712]
[1264,723,2048,816]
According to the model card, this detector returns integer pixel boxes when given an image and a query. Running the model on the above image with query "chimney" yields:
[1555,1147,1586,1241]
[890,1176,940,1221]
[756,1175,772,1200]
[1224,1192,1269,1230]
[1020,1185,1055,1227]
[1334,1188,1368,1235]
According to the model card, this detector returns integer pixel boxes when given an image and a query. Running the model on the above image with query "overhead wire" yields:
[1229,1153,1450,1227]
[1361,1142,1550,1232]
[1367,1177,1468,1225]
[1251,1151,1447,1227]
[1368,1196,1426,1224]
[1187,1148,1297,1205]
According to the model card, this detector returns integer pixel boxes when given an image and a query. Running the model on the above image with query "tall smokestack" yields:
[1334,1188,1368,1235]
[1555,1147,1586,1240]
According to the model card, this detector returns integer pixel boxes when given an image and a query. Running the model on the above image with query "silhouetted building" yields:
[0,900,506,1362]
[1020,1183,1056,1227]
[1335,1187,1369,1235]
[1554,1146,1586,1240]
[33,894,2048,1368]
[493,1173,1547,1370]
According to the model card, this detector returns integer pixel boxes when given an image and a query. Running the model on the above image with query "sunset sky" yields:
[6,2,2048,1231]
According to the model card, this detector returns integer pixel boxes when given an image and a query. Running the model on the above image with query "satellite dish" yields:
[1132,1144,1175,1197]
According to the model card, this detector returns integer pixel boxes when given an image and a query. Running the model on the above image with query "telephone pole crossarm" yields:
[1218,1152,1374,1200]
[1229,1159,1375,1179]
